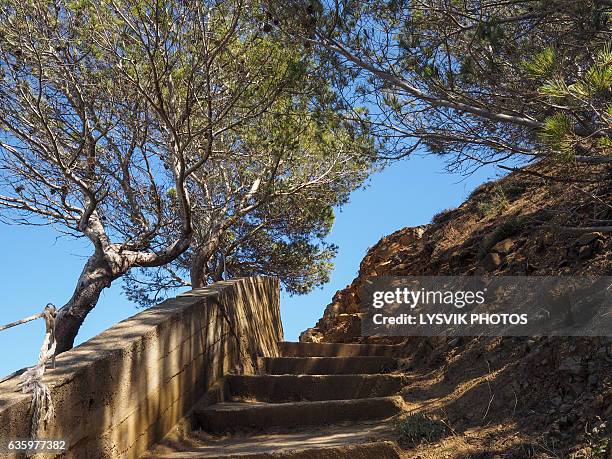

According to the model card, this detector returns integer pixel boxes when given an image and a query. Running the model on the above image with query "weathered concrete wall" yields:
[0,276,282,459]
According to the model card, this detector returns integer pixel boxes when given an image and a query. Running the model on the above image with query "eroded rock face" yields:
[299,327,323,343]
[301,227,426,343]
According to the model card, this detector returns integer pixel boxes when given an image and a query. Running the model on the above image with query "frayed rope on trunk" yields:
[1,304,57,449]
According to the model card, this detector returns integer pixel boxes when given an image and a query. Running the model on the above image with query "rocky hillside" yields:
[301,162,611,458]
[302,163,611,343]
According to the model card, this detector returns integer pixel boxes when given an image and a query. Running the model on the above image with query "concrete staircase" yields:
[146,342,405,458]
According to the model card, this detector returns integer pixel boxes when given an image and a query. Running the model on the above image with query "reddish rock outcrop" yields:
[300,226,426,343]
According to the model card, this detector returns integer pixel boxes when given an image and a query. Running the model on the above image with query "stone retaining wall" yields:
[0,276,282,458]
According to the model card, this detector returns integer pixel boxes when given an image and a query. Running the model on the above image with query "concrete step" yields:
[258,356,398,375]
[147,442,400,458]
[279,341,401,358]
[144,422,400,458]
[194,397,404,433]
[226,374,406,402]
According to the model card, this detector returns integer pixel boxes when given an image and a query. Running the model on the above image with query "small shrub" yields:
[394,413,446,447]
[584,417,609,459]
[468,182,491,199]
[477,184,509,217]
[432,208,455,225]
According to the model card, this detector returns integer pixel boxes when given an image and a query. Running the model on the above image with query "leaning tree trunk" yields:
[54,251,115,353]
[190,250,211,289]
[189,238,220,288]
[54,228,192,353]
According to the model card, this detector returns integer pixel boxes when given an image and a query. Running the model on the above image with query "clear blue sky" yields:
[0,154,499,376]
